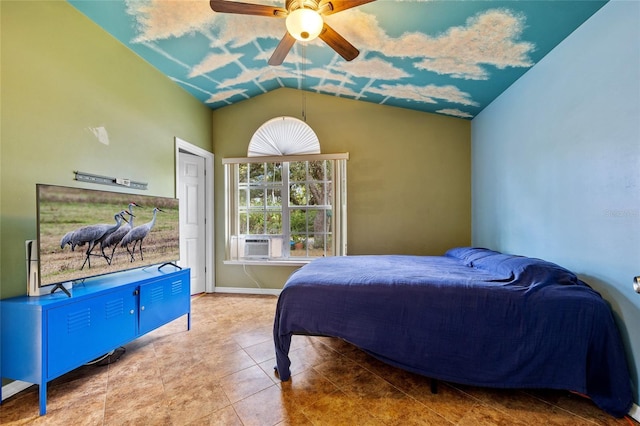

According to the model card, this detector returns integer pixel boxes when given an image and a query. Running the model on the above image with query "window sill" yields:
[224,259,312,267]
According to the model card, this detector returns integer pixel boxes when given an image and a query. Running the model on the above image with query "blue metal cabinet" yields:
[0,266,190,415]
[47,285,138,379]
[139,272,191,335]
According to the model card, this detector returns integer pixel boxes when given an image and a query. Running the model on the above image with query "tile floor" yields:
[0,293,636,425]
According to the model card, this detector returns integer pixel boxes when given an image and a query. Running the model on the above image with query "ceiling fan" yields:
[210,0,376,65]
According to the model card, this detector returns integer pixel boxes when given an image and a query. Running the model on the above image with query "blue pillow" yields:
[472,252,578,286]
[445,247,500,266]
[446,247,578,286]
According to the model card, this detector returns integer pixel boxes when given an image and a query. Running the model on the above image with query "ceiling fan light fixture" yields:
[286,8,323,41]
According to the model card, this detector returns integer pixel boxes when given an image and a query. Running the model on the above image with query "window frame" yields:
[223,153,348,265]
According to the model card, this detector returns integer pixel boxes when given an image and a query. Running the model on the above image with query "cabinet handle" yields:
[141,306,145,311]
[130,309,135,315]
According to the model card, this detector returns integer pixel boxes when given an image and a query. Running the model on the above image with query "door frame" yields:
[175,137,215,293]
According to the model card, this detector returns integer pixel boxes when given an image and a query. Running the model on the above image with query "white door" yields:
[178,152,206,294]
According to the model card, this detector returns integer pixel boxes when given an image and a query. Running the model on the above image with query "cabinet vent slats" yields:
[150,286,164,304]
[105,298,124,319]
[171,280,183,296]
[66,308,91,334]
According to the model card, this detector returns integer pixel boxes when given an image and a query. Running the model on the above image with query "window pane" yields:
[267,213,282,234]
[248,212,265,234]
[290,209,306,233]
[239,164,249,183]
[248,163,265,183]
[267,188,281,207]
[325,182,333,205]
[308,183,323,205]
[239,212,248,234]
[325,235,334,256]
[290,183,306,206]
[308,161,324,181]
[250,189,264,206]
[239,187,248,207]
[289,161,306,182]
[309,235,329,257]
[307,209,324,234]
[266,162,283,183]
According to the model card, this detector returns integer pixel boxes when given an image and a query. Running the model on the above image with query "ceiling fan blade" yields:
[318,0,376,16]
[268,32,297,66]
[318,23,359,61]
[209,0,287,17]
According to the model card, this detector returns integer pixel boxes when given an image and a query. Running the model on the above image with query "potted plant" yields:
[292,235,305,250]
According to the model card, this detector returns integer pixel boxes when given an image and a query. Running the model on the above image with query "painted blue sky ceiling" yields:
[68,0,607,119]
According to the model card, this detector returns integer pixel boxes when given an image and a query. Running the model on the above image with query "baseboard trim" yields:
[2,380,32,402]
[627,403,640,422]
[212,286,282,296]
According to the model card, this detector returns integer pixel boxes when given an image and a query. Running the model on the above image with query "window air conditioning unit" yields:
[244,238,270,259]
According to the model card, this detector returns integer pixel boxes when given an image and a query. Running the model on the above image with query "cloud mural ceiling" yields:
[68,0,607,119]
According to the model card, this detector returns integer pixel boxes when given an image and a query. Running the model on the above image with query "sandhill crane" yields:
[60,230,86,252]
[100,202,139,264]
[61,211,129,270]
[120,207,163,262]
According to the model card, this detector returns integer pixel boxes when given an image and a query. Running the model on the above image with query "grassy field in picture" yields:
[38,185,179,286]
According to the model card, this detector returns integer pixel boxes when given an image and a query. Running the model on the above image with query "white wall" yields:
[472,0,640,402]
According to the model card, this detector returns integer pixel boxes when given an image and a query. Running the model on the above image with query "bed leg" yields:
[431,379,438,394]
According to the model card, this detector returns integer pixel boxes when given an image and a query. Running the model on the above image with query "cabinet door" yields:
[139,270,190,335]
[47,286,137,379]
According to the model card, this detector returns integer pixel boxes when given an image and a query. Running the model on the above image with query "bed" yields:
[273,247,633,417]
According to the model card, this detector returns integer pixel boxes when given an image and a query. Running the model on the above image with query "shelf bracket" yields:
[74,171,147,190]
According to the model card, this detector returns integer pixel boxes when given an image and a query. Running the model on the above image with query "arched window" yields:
[248,116,320,156]
[223,117,348,264]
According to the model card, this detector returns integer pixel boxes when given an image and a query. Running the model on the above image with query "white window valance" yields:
[247,116,320,157]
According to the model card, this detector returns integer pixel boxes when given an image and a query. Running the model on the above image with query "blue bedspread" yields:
[273,248,633,417]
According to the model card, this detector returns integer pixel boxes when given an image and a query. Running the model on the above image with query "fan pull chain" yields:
[302,44,307,122]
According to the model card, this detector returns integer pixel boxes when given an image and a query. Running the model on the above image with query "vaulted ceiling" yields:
[68,0,607,119]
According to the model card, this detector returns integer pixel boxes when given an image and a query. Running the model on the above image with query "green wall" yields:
[212,88,471,290]
[0,1,212,298]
